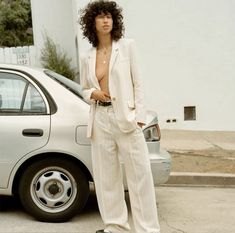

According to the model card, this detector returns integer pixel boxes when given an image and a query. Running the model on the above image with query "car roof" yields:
[0,63,45,73]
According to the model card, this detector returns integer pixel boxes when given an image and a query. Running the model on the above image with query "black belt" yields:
[98,101,112,107]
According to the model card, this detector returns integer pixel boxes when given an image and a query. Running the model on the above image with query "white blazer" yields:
[80,38,146,138]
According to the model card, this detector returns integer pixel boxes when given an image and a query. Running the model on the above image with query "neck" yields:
[97,34,112,50]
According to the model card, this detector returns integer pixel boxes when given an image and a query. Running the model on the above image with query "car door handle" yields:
[22,129,44,137]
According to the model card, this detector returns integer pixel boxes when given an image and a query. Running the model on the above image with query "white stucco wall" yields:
[76,0,235,131]
[31,0,77,70]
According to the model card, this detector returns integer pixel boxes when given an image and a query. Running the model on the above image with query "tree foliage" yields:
[41,35,75,80]
[0,0,33,47]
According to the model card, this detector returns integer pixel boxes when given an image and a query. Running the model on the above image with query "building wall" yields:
[31,0,78,70]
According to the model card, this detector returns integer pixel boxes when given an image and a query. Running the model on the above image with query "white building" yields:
[31,0,235,131]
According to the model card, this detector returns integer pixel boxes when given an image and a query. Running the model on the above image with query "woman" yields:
[80,1,160,233]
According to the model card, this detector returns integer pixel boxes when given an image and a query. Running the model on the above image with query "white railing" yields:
[0,46,37,66]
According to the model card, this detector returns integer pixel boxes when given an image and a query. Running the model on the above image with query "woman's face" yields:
[95,12,113,35]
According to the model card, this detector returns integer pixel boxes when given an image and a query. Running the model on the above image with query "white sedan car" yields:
[0,63,171,222]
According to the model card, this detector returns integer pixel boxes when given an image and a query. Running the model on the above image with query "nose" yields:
[104,16,108,22]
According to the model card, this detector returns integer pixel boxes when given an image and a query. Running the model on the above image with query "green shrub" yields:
[41,35,75,80]
[0,0,33,47]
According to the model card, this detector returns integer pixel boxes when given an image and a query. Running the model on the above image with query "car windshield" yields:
[44,70,85,101]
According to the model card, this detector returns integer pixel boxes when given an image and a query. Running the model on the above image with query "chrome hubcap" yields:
[30,167,77,213]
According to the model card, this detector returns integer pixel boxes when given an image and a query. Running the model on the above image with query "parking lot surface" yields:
[0,186,234,233]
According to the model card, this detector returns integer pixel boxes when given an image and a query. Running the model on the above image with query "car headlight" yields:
[143,124,161,142]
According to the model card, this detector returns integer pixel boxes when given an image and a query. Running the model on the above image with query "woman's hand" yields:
[91,90,111,102]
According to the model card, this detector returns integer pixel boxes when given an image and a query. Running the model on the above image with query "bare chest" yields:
[95,48,111,82]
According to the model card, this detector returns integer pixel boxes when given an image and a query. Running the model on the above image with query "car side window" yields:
[23,83,46,113]
[0,72,46,114]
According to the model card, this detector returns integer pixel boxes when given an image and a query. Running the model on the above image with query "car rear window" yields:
[44,70,84,100]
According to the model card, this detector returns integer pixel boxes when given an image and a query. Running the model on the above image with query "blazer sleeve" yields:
[129,39,146,124]
[80,55,96,104]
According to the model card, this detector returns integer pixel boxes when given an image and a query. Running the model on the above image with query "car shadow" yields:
[0,195,22,212]
[0,190,131,219]
[0,192,99,214]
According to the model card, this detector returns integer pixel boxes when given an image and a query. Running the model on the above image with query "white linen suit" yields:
[81,38,160,233]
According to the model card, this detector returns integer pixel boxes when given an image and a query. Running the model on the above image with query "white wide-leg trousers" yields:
[91,105,160,233]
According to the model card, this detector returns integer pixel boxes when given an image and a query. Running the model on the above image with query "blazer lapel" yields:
[109,40,119,74]
[88,47,100,89]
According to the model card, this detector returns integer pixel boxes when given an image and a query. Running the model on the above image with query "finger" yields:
[100,95,107,102]
[104,93,111,98]
[105,95,111,100]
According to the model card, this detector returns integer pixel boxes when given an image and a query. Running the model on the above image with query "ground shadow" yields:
[0,190,131,218]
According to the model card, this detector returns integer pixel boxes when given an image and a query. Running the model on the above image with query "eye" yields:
[106,14,112,19]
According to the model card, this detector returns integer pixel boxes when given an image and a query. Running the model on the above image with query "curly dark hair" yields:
[79,0,124,47]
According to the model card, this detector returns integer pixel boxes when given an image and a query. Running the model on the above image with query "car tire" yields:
[19,157,89,222]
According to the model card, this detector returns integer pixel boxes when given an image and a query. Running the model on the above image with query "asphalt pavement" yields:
[1,187,235,233]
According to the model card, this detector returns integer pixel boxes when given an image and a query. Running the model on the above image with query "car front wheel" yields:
[19,157,89,222]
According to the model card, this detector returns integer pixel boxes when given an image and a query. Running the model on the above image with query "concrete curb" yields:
[162,172,235,187]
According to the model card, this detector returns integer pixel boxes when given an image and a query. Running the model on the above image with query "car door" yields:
[0,70,51,189]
